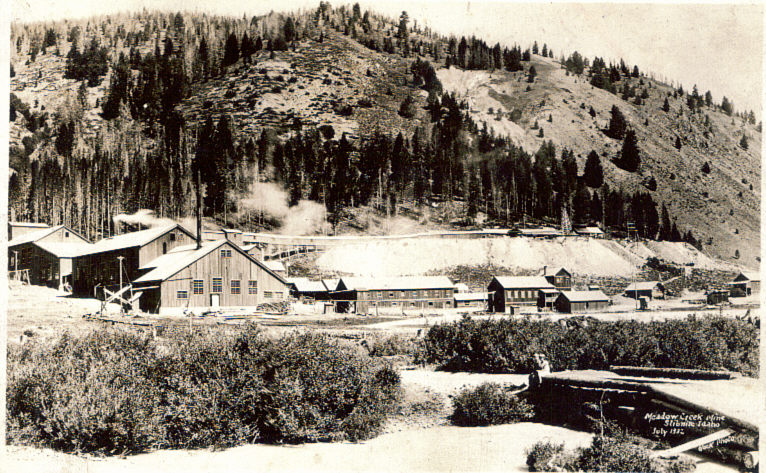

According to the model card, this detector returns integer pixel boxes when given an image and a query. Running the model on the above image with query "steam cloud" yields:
[240,182,330,236]
[113,209,176,229]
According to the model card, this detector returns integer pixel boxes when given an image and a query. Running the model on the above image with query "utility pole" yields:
[13,250,18,280]
[117,256,125,315]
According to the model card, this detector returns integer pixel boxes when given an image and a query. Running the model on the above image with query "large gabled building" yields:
[132,239,289,314]
[728,272,760,296]
[71,224,196,296]
[8,225,92,288]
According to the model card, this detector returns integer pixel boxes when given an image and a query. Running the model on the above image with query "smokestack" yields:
[195,157,202,250]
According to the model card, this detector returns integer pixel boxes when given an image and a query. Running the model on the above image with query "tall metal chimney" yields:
[195,157,202,250]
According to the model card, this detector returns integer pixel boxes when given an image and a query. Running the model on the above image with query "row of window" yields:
[368,289,451,299]
[182,279,258,298]
[506,289,538,299]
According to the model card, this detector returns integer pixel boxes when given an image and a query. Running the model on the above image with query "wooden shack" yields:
[488,276,556,312]
[71,224,196,296]
[132,239,288,314]
[727,272,760,296]
[8,225,91,288]
[624,281,665,300]
[453,292,488,308]
[334,276,455,314]
[554,290,610,313]
[287,277,331,300]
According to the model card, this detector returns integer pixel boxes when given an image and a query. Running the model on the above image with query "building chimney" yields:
[543,265,547,276]
[195,159,202,250]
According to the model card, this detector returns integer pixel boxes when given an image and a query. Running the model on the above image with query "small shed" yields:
[287,277,331,300]
[624,281,665,300]
[706,290,730,305]
[454,292,488,308]
[727,272,760,296]
[574,226,605,238]
[555,290,610,313]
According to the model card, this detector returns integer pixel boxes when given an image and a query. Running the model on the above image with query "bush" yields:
[526,436,695,473]
[7,326,401,454]
[365,334,417,357]
[418,316,758,376]
[450,383,534,426]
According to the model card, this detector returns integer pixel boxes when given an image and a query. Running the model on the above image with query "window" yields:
[162,242,167,254]
[220,249,232,258]
[192,279,204,294]
[212,277,222,293]
[177,290,188,299]
[248,280,258,294]
[170,233,176,242]
[64,231,70,238]
[389,292,394,298]
[264,291,273,298]
[274,292,282,299]
[231,280,241,295]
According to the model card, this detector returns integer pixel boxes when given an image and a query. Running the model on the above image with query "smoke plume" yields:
[113,209,175,229]
[240,182,330,236]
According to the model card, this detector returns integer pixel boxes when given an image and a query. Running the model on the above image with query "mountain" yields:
[8,5,761,267]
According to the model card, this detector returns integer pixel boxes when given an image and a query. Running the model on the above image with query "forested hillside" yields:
[8,2,761,265]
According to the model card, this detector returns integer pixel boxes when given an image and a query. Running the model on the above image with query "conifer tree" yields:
[583,150,603,188]
[617,128,640,172]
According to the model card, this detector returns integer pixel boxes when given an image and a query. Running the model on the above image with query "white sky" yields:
[9,0,765,115]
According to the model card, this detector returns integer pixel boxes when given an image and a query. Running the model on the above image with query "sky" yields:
[8,0,765,115]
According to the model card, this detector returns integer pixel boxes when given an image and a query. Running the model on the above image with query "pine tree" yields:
[721,96,734,116]
[583,150,603,188]
[662,97,670,112]
[527,65,536,83]
[674,136,682,150]
[607,105,627,139]
[617,129,640,172]
[223,33,239,68]
[740,133,749,150]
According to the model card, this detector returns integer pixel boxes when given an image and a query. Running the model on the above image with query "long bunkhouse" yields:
[554,290,610,313]
[71,224,196,296]
[334,276,455,314]
[8,225,92,288]
[132,239,289,314]
[488,276,556,313]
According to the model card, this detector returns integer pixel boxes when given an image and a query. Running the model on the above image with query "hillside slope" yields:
[438,56,761,266]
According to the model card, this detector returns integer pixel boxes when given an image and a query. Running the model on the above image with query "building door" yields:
[210,294,220,307]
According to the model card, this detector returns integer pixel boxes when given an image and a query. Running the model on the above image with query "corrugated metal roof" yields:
[624,281,662,291]
[35,241,95,258]
[559,290,609,302]
[8,225,65,247]
[339,276,455,291]
[287,277,328,293]
[492,276,555,289]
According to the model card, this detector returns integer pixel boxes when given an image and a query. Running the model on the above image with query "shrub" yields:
[418,316,758,376]
[7,326,401,454]
[526,436,695,473]
[450,383,534,426]
[365,334,417,357]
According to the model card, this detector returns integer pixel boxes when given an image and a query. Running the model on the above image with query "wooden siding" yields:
[8,243,61,287]
[555,298,609,313]
[156,245,288,311]
[354,288,453,313]
[36,227,90,245]
[72,247,140,296]
[138,229,196,266]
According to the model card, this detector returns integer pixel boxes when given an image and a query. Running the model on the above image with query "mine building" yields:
[287,277,331,300]
[8,225,92,289]
[554,290,610,313]
[8,221,50,240]
[537,288,561,310]
[488,276,556,312]
[541,266,573,290]
[623,281,665,300]
[132,239,288,314]
[453,292,488,309]
[263,260,287,278]
[727,272,760,296]
[574,226,605,238]
[71,224,196,296]
[334,276,455,313]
